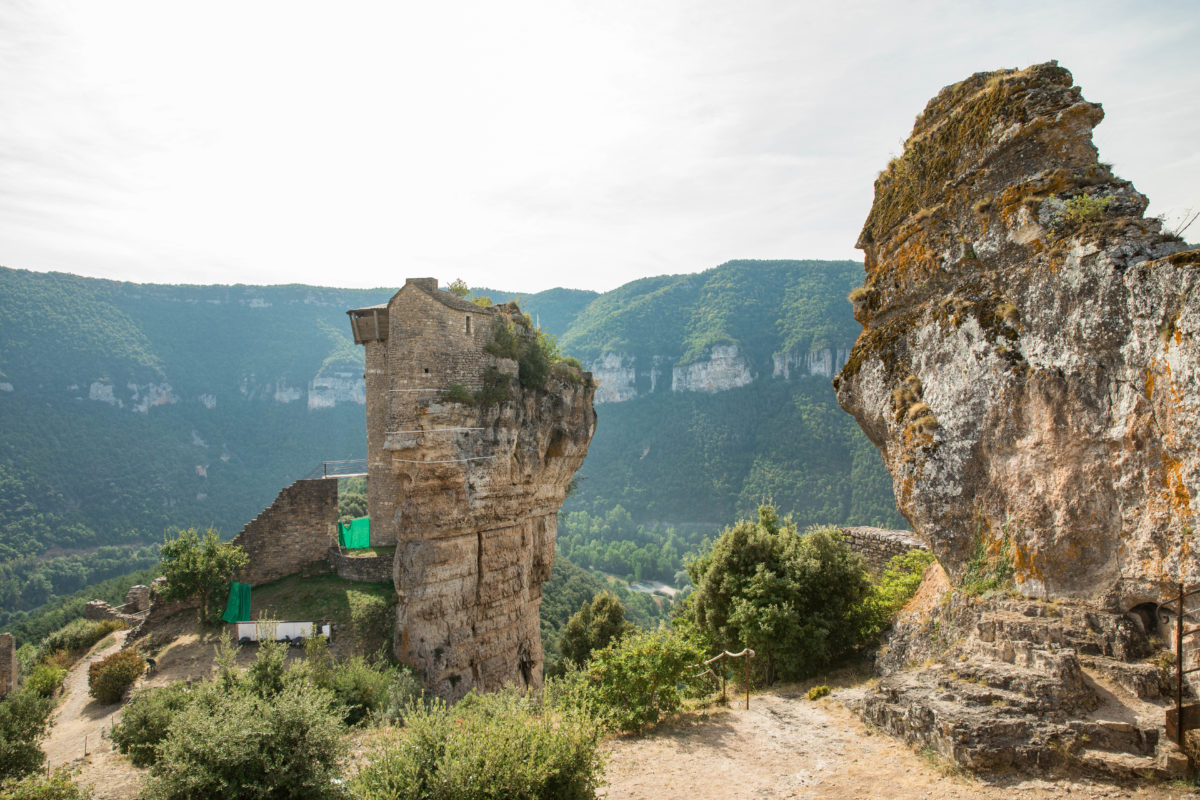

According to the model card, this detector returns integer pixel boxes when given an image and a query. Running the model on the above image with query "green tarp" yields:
[338,516,370,549]
[221,581,251,624]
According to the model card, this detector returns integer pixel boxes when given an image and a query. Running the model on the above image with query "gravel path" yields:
[601,689,1200,800]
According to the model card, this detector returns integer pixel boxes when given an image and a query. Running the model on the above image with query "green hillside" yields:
[0,261,901,630]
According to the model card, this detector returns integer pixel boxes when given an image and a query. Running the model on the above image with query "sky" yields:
[1,1,1197,293]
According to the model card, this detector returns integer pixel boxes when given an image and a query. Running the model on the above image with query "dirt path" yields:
[43,631,143,799]
[601,689,1200,800]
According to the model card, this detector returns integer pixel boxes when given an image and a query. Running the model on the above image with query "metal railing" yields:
[1163,582,1200,747]
[692,648,756,710]
[306,459,368,479]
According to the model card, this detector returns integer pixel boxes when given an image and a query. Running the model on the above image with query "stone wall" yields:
[840,526,929,572]
[231,478,338,587]
[0,632,15,697]
[328,547,393,583]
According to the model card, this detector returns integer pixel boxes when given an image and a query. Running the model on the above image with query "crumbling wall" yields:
[230,478,337,587]
[840,526,928,572]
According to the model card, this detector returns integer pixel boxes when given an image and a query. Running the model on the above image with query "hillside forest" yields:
[0,260,904,637]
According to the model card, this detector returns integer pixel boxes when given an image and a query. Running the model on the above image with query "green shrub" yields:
[351,689,602,800]
[473,366,512,406]
[346,590,395,654]
[0,767,92,799]
[143,684,344,800]
[0,690,53,781]
[859,549,937,641]
[440,383,476,405]
[87,649,145,704]
[329,657,392,726]
[22,665,67,699]
[686,505,873,684]
[1059,193,1112,225]
[111,683,195,767]
[806,684,830,700]
[37,619,123,662]
[245,637,287,698]
[962,534,1015,596]
[558,628,705,733]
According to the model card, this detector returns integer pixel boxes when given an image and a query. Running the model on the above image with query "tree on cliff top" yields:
[684,505,871,684]
[559,590,633,668]
[158,527,247,624]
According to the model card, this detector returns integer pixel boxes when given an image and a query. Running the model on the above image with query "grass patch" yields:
[251,574,396,656]
[340,546,395,560]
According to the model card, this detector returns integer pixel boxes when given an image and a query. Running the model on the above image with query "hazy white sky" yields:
[1,1,1197,292]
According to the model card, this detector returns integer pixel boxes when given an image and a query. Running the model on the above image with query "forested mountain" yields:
[0,260,903,627]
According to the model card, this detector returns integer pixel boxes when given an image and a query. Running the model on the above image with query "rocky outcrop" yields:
[834,62,1199,606]
[848,563,1190,779]
[349,279,596,700]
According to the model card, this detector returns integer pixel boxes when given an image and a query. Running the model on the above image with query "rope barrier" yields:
[386,427,487,434]
[391,456,496,464]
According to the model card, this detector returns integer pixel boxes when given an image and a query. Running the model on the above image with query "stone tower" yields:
[348,278,595,699]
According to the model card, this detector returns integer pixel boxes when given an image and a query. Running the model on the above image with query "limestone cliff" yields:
[835,62,1199,605]
[349,279,596,700]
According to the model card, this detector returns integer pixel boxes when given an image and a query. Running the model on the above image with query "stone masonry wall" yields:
[0,632,15,696]
[840,526,929,572]
[328,548,393,583]
[231,478,338,587]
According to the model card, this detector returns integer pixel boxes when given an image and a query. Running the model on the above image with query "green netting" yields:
[338,516,370,549]
[221,581,251,624]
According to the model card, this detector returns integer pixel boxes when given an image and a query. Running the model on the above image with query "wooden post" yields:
[1178,582,1186,746]
[720,661,726,703]
[744,652,750,710]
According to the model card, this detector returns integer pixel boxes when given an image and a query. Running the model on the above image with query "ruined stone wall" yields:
[230,478,337,587]
[328,548,393,583]
[840,526,929,572]
[0,632,15,697]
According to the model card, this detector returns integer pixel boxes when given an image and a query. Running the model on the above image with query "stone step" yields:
[1078,654,1164,699]
[1067,719,1158,756]
[1076,748,1173,781]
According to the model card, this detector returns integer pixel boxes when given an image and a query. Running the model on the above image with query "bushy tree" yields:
[0,690,53,781]
[111,682,194,767]
[158,527,247,623]
[87,649,145,704]
[558,591,632,667]
[142,683,344,800]
[686,505,871,683]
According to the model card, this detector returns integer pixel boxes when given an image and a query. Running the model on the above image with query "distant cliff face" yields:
[588,343,852,405]
[835,62,1199,605]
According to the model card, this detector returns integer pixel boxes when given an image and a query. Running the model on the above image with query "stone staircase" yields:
[852,597,1191,779]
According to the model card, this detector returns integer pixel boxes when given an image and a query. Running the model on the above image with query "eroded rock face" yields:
[835,62,1200,605]
[349,280,596,700]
